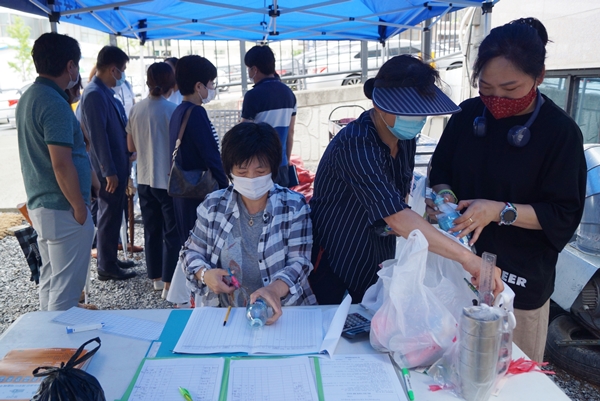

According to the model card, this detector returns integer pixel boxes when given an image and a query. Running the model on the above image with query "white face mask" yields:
[201,85,216,104]
[231,173,273,200]
[66,66,78,90]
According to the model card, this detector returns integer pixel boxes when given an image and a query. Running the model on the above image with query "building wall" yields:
[491,0,600,70]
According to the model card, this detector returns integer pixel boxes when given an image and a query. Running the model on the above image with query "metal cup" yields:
[460,306,501,338]
[459,347,501,368]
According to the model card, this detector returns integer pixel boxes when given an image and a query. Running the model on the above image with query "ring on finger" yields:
[468,217,474,224]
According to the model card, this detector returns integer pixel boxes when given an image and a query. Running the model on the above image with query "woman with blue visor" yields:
[309,55,504,305]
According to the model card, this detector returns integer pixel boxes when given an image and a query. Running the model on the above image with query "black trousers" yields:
[138,185,180,282]
[308,247,364,305]
[96,177,126,274]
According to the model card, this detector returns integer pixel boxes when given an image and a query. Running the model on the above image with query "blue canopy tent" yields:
[0,0,495,43]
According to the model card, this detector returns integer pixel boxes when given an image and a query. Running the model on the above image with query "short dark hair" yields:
[244,46,276,75]
[363,54,440,99]
[221,122,282,180]
[147,62,176,96]
[164,57,178,69]
[176,55,217,96]
[472,17,548,86]
[31,32,81,77]
[96,46,129,71]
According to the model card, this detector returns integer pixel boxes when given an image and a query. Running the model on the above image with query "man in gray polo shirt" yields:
[16,32,94,311]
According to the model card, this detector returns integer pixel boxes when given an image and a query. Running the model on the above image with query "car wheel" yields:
[545,314,600,386]
[549,300,569,323]
[342,75,361,86]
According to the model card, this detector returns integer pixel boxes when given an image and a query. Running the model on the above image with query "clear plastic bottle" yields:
[246,299,268,327]
[434,194,470,246]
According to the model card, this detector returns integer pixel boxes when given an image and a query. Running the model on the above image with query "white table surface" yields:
[0,306,570,401]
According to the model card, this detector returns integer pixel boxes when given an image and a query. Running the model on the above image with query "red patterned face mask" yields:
[479,85,537,120]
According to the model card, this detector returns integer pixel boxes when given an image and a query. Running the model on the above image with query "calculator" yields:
[342,312,371,339]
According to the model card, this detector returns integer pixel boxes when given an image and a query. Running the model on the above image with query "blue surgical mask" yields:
[381,113,427,140]
[113,68,126,87]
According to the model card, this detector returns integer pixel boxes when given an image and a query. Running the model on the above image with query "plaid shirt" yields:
[182,185,317,307]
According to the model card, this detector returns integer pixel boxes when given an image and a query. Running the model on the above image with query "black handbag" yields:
[167,105,219,199]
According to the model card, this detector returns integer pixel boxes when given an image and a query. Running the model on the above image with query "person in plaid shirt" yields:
[182,122,316,324]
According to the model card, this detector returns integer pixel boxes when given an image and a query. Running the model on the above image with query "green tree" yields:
[7,16,33,82]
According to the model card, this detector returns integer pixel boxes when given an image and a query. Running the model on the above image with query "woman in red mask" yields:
[428,18,587,363]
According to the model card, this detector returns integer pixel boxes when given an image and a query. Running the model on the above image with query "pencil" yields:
[223,305,232,326]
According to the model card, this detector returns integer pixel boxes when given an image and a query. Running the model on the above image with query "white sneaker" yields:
[153,281,164,291]
[161,287,169,299]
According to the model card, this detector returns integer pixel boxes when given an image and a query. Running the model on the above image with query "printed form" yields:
[227,357,319,401]
[174,307,323,355]
[52,307,163,341]
[126,358,224,401]
[319,354,408,401]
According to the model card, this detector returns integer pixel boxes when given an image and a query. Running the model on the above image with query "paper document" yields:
[53,307,164,342]
[174,307,323,355]
[124,357,224,401]
[227,357,319,401]
[0,384,38,400]
[318,354,407,401]
[174,295,352,356]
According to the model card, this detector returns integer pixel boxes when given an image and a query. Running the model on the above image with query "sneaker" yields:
[153,280,164,291]
[161,287,169,300]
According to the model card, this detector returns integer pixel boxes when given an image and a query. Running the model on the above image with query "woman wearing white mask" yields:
[309,55,505,305]
[181,122,317,324]
[168,55,228,247]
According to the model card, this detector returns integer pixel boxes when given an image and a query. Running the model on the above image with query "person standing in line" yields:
[241,45,297,188]
[127,62,179,299]
[81,46,136,281]
[428,18,586,362]
[165,57,183,105]
[16,32,94,310]
[169,55,229,247]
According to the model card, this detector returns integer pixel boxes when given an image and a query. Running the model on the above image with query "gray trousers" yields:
[29,207,94,311]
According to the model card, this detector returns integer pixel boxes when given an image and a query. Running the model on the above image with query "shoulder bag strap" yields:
[172,104,197,161]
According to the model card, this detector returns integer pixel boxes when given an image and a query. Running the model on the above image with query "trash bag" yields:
[369,229,457,368]
[32,337,105,401]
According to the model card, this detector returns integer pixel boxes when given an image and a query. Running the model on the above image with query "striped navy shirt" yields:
[310,110,415,295]
[242,77,297,166]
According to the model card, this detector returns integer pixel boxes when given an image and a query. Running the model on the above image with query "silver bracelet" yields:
[200,267,208,285]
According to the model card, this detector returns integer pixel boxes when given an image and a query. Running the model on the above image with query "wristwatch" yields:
[499,202,518,226]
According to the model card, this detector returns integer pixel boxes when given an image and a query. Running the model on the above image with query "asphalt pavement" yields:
[0,125,25,211]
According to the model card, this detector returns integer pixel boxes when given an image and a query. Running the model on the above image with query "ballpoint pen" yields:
[223,305,232,326]
[227,267,241,289]
[401,368,415,401]
[179,386,193,401]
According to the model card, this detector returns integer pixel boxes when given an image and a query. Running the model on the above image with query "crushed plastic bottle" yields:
[433,193,470,246]
[246,299,268,327]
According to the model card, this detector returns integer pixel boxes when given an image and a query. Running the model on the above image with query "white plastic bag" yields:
[408,172,427,217]
[369,229,457,368]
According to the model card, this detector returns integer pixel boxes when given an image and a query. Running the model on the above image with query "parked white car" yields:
[299,40,463,89]
[0,82,33,126]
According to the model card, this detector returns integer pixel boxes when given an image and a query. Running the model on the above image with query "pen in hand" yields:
[179,386,193,401]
